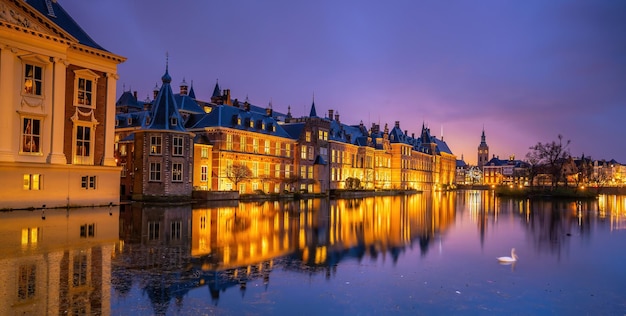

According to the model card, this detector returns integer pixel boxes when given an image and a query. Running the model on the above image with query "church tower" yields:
[477,128,489,169]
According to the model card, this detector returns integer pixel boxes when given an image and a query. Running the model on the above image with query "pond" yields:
[1,191,625,315]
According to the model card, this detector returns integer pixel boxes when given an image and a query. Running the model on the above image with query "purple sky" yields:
[60,0,626,165]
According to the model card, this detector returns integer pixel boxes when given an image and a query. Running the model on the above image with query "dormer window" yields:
[73,69,99,108]
[145,116,151,125]
[127,117,132,125]
[237,117,242,125]
[171,117,178,126]
[272,125,276,132]
[249,120,254,128]
[262,122,266,130]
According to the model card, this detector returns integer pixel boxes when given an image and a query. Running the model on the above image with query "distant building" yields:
[483,155,529,186]
[477,128,489,170]
[0,0,125,209]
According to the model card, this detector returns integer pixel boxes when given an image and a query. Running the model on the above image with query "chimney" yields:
[328,109,334,121]
[395,121,400,128]
[335,113,339,122]
[133,91,137,99]
[244,101,250,112]
[412,133,415,139]
[404,130,408,135]
[266,107,273,116]
[223,89,232,105]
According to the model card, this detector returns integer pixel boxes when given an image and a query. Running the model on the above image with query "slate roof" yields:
[26,0,107,51]
[188,105,291,138]
[115,91,143,111]
[282,122,306,140]
[144,68,186,132]
[174,94,204,114]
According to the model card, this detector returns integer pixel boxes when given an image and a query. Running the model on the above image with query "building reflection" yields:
[0,206,119,315]
[111,194,456,311]
[460,190,626,256]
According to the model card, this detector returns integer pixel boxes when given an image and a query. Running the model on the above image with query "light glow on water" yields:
[1,192,626,314]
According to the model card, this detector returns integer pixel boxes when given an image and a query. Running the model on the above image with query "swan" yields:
[497,248,518,263]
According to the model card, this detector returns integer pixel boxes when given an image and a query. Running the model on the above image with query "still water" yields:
[1,191,625,315]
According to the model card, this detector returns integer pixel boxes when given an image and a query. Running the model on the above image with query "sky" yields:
[59,0,626,165]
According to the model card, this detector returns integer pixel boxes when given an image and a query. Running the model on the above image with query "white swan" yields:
[497,248,518,264]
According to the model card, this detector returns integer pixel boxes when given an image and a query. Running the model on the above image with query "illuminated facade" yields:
[0,0,125,209]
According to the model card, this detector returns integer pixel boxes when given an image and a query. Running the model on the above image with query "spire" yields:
[188,80,196,99]
[480,127,487,146]
[145,62,185,132]
[309,94,317,117]
[212,79,221,98]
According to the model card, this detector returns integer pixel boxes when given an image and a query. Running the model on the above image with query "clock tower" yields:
[477,128,489,170]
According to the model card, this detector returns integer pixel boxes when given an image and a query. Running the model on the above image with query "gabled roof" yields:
[144,68,186,132]
[282,122,306,140]
[26,0,107,51]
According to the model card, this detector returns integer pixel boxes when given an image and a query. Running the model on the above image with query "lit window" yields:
[275,142,281,156]
[74,125,92,164]
[264,140,270,154]
[172,163,183,182]
[240,136,246,151]
[285,165,291,178]
[119,144,127,156]
[275,164,280,178]
[253,139,259,153]
[149,162,161,181]
[21,117,41,154]
[308,146,314,160]
[308,166,313,179]
[252,162,259,177]
[285,144,291,157]
[74,69,99,107]
[173,136,184,156]
[150,136,162,155]
[301,146,307,159]
[23,64,43,96]
[23,174,42,190]
[305,131,311,142]
[226,134,233,150]
[201,147,209,158]
[300,166,306,179]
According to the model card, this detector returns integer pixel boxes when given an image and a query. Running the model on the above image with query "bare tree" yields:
[527,134,571,189]
[225,163,252,189]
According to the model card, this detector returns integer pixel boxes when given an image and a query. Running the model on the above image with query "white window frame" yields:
[149,162,161,181]
[22,62,44,97]
[150,136,162,155]
[19,115,44,155]
[73,123,94,165]
[172,163,183,182]
[172,136,184,156]
[73,69,99,108]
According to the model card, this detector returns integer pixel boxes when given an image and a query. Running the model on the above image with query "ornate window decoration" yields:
[23,63,43,96]
[73,69,99,108]
[70,108,98,165]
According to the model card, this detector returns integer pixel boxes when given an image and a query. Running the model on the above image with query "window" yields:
[80,224,95,238]
[21,117,41,154]
[308,146,314,160]
[305,131,311,142]
[172,163,183,182]
[149,162,161,181]
[150,136,162,155]
[23,174,42,190]
[72,252,88,287]
[81,176,96,189]
[171,221,182,240]
[252,162,259,177]
[264,163,270,176]
[285,165,291,178]
[170,117,178,126]
[201,147,209,158]
[226,134,233,150]
[74,125,92,164]
[148,221,160,240]
[121,163,126,177]
[300,166,306,179]
[275,142,281,156]
[173,136,184,156]
[201,165,208,182]
[275,164,281,178]
[285,144,291,157]
[249,120,254,128]
[23,64,43,96]
[264,140,270,154]
[301,146,307,159]
[308,166,313,179]
[240,136,246,151]
[119,144,127,156]
[18,264,36,301]
[253,139,259,153]
[74,69,99,108]
[76,78,93,106]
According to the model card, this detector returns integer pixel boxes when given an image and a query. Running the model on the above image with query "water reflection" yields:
[2,192,626,314]
[0,206,119,315]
